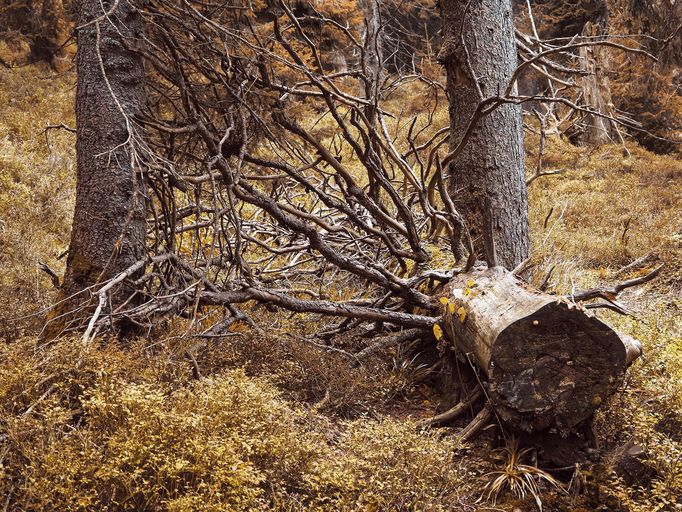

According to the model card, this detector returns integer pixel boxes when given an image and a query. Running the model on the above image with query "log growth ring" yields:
[490,302,627,432]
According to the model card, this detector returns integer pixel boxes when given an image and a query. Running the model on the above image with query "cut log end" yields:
[441,267,638,434]
[489,302,627,432]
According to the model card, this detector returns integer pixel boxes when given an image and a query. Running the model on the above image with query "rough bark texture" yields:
[439,0,529,270]
[441,267,639,433]
[579,21,617,145]
[360,0,383,104]
[47,0,146,335]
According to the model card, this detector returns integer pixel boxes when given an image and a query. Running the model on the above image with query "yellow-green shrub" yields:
[594,310,682,511]
[0,336,473,511]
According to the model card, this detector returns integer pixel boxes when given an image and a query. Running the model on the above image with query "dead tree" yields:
[437,266,650,433]
[578,21,617,145]
[45,0,663,447]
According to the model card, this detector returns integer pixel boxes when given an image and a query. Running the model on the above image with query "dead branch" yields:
[354,328,425,361]
[570,265,663,302]
[418,386,483,429]
[38,262,61,289]
[458,403,493,442]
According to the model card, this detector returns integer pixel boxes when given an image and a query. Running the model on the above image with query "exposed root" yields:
[418,386,483,428]
[458,403,493,443]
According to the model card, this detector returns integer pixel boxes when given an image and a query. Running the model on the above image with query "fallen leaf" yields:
[433,323,444,340]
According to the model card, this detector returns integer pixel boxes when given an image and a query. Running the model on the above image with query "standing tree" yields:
[46,0,146,336]
[439,0,529,269]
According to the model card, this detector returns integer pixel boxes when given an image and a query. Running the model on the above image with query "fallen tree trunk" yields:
[439,267,641,433]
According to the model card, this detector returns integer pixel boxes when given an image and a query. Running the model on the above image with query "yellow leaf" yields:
[448,302,456,315]
[467,279,475,288]
[433,323,444,340]
[439,297,449,305]
[464,288,472,296]
[456,306,467,323]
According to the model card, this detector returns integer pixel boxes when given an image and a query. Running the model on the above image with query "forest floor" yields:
[0,64,680,511]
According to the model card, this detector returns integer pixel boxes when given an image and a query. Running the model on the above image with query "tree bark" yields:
[439,0,529,270]
[440,267,641,433]
[579,21,617,146]
[46,0,146,337]
[360,0,383,110]
[360,0,384,201]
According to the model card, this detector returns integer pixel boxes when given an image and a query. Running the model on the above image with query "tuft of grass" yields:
[481,437,565,511]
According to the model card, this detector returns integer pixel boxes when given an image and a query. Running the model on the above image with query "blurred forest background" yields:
[0,0,680,510]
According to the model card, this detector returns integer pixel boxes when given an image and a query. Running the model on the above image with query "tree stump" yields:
[439,267,640,433]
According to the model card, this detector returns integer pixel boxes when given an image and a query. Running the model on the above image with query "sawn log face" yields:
[441,267,631,433]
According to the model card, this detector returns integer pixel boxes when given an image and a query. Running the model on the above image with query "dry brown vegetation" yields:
[0,64,680,511]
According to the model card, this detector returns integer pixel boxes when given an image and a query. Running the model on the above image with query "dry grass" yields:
[0,63,681,510]
[526,133,682,296]
[0,64,75,337]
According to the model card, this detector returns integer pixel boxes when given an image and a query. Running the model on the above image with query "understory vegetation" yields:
[0,64,680,511]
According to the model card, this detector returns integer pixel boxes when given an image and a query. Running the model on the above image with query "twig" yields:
[82,254,173,345]
[184,349,204,380]
[418,386,483,428]
[543,207,554,230]
[458,402,493,442]
[584,301,631,316]
[43,123,76,134]
[615,253,656,277]
[37,262,61,289]
[570,265,663,302]
[538,264,555,292]
[512,256,533,278]
[23,384,57,416]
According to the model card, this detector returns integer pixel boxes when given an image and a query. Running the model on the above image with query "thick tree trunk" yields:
[440,267,641,433]
[439,0,529,270]
[46,0,146,336]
